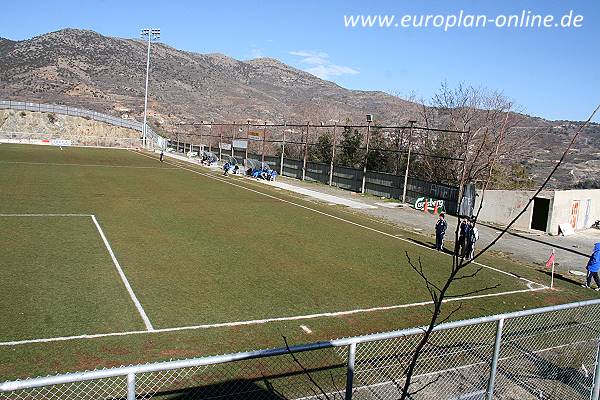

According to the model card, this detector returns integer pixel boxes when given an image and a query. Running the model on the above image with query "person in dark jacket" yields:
[159,150,164,162]
[583,243,600,290]
[458,219,468,257]
[435,213,448,251]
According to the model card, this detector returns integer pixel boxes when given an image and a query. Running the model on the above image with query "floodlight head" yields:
[140,28,161,41]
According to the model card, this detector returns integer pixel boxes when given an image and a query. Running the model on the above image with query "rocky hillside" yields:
[0,29,418,125]
[0,29,598,188]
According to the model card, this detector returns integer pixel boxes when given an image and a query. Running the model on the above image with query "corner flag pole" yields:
[550,249,555,289]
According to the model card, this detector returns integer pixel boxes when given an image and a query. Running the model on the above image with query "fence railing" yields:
[0,100,165,147]
[2,299,600,399]
[169,138,460,211]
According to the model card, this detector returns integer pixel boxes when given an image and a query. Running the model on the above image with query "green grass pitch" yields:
[0,144,593,379]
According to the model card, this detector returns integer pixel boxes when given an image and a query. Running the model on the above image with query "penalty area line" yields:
[0,286,546,347]
[90,215,154,331]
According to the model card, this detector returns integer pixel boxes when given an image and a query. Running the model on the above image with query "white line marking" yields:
[0,160,176,169]
[300,325,312,334]
[133,151,546,289]
[90,215,154,331]
[0,214,92,217]
[0,286,545,347]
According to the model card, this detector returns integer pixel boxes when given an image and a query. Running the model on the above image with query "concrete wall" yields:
[548,189,600,234]
[476,189,600,235]
[474,190,539,231]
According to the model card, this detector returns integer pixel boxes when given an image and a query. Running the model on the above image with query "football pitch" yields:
[0,144,592,379]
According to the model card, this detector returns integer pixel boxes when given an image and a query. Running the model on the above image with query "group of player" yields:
[434,213,479,260]
[222,161,277,181]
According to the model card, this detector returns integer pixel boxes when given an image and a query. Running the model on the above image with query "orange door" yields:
[570,200,580,229]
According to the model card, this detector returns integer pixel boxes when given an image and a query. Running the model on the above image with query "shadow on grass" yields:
[536,268,585,286]
[147,379,287,399]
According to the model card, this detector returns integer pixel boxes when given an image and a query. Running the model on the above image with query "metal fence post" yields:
[245,120,250,162]
[329,123,337,186]
[361,122,371,194]
[302,122,309,181]
[231,122,236,157]
[401,121,416,204]
[127,372,136,400]
[591,341,600,400]
[486,317,505,400]
[280,125,286,176]
[219,129,223,161]
[345,343,356,400]
[262,122,267,164]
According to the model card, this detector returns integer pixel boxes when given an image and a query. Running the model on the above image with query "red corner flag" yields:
[545,251,556,269]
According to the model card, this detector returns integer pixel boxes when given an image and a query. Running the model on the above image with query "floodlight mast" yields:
[140,28,160,149]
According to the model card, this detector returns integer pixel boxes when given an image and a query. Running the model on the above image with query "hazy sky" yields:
[1,0,598,122]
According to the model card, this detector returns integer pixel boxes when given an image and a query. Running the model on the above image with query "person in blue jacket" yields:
[583,243,600,290]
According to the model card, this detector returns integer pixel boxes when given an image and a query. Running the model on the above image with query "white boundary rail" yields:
[0,100,166,148]
[1,299,599,399]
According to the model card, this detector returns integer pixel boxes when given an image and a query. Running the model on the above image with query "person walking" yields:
[159,150,164,162]
[583,243,600,290]
[435,213,448,251]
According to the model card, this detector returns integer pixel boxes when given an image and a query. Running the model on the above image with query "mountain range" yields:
[0,29,598,188]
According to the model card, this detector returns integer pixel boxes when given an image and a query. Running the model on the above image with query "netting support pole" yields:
[262,122,267,165]
[486,317,504,400]
[280,124,286,176]
[329,123,336,186]
[402,121,415,204]
[127,372,136,400]
[591,341,600,400]
[361,121,371,194]
[345,342,356,400]
[231,122,236,157]
[302,122,309,181]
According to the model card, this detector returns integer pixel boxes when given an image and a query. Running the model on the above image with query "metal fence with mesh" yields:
[2,299,600,400]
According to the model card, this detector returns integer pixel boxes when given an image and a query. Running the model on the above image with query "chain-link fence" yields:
[0,100,165,148]
[2,299,600,400]
[165,126,462,213]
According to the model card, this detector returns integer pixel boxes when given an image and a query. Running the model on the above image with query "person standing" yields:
[159,150,164,162]
[467,221,479,260]
[583,243,600,290]
[435,213,448,251]
[458,219,468,257]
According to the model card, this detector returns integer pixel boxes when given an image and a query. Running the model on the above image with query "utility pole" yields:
[402,120,417,204]
[140,28,160,149]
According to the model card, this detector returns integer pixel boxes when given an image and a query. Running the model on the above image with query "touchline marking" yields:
[132,150,546,289]
[90,215,154,331]
[0,286,545,347]
[0,213,93,217]
[0,160,177,169]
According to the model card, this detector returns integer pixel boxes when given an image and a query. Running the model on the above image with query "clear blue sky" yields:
[1,0,598,122]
